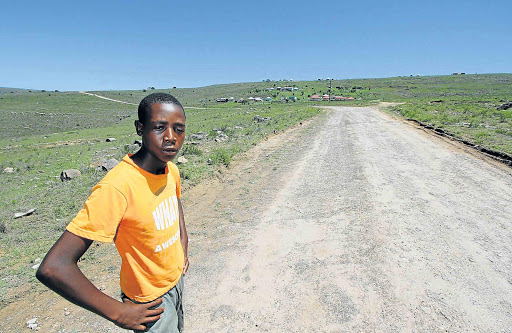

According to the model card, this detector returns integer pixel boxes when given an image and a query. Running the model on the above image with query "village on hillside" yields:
[215,80,360,104]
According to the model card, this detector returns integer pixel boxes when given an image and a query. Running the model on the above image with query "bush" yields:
[209,147,241,166]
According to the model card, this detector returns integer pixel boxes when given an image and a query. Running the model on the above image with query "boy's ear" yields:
[135,120,143,136]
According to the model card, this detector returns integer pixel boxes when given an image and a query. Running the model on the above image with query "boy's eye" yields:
[175,127,185,133]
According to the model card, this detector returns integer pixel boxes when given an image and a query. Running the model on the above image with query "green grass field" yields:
[0,73,511,306]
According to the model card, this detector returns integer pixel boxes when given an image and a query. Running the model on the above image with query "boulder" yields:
[14,208,36,219]
[253,115,271,123]
[125,144,140,152]
[101,158,119,171]
[190,132,206,140]
[133,139,142,146]
[215,133,228,142]
[177,156,188,164]
[497,102,512,110]
[106,137,116,142]
[3,167,15,173]
[60,169,81,181]
[26,318,38,330]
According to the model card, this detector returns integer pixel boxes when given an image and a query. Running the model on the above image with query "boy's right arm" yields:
[36,230,164,331]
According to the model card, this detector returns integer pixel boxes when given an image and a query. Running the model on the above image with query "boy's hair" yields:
[138,93,185,124]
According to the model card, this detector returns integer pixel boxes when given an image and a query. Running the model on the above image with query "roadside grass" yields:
[384,81,512,154]
[0,73,511,307]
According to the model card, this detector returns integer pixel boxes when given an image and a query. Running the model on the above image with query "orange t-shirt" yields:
[67,154,184,302]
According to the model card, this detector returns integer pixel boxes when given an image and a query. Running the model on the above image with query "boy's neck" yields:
[130,150,167,175]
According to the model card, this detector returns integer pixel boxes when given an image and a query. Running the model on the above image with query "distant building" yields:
[310,94,321,101]
[216,98,229,103]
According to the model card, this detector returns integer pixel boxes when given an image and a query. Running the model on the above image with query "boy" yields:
[37,93,189,332]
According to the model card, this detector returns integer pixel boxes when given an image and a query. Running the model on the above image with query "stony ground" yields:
[2,105,512,332]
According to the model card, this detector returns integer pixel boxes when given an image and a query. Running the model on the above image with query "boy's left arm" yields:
[177,199,189,275]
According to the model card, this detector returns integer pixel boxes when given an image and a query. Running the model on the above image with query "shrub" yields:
[209,147,241,166]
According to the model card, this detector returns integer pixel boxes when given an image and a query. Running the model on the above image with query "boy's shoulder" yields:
[98,156,139,189]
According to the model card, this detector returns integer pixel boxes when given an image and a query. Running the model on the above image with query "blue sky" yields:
[1,0,511,91]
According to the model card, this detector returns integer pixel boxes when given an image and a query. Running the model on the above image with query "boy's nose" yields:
[164,128,176,143]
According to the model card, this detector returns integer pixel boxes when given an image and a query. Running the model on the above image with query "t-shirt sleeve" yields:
[66,183,127,242]
[169,163,182,199]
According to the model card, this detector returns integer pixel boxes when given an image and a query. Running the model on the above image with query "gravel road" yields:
[183,106,512,332]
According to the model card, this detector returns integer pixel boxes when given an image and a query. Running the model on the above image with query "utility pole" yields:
[330,78,332,101]
[327,78,332,102]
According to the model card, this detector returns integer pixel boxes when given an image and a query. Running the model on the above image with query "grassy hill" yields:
[0,87,40,94]
[2,74,511,148]
[0,73,511,306]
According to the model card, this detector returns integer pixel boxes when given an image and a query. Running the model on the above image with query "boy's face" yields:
[137,102,186,165]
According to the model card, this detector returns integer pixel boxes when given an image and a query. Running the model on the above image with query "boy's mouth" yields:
[162,147,177,154]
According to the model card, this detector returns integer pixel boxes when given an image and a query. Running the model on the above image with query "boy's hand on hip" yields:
[114,297,164,330]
